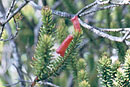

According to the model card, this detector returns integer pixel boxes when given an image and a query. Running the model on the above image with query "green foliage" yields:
[33,7,54,81]
[42,32,82,80]
[79,80,90,87]
[114,69,126,87]
[111,60,120,78]
[41,7,55,35]
[113,50,130,87]
[56,19,68,43]
[32,7,87,86]
[97,53,114,87]
[33,32,82,81]
[77,58,90,87]
[32,1,130,87]
[98,49,130,87]
[3,1,130,87]
[124,50,130,86]
[67,32,81,80]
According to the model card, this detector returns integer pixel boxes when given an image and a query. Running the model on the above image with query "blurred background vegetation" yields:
[0,0,130,87]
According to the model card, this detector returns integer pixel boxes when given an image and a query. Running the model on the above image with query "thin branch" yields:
[30,1,74,18]
[76,1,97,16]
[52,10,74,18]
[0,1,26,86]
[79,4,120,17]
[122,31,130,41]
[99,28,130,32]
[125,40,130,45]
[0,1,29,26]
[6,0,16,18]
[96,0,130,5]
[78,19,129,44]
[29,1,42,10]
[0,18,19,41]
[42,82,60,87]
[4,81,29,87]
[29,0,130,46]
[96,0,110,5]
[4,80,59,87]
[0,0,130,42]
[0,0,27,41]
[0,26,5,39]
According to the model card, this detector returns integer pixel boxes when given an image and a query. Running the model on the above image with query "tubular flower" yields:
[32,57,37,61]
[71,16,81,32]
[56,35,73,57]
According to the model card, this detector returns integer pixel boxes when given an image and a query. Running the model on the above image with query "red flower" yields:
[56,35,73,57]
[32,57,37,61]
[71,16,81,32]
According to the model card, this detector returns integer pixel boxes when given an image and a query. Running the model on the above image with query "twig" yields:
[30,1,130,46]
[29,1,42,10]
[0,1,29,26]
[4,80,31,87]
[76,1,97,16]
[6,0,16,18]
[30,1,74,18]
[52,10,74,18]
[96,0,130,5]
[42,82,60,87]
[122,31,130,41]
[0,18,19,41]
[99,28,130,32]
[78,18,130,44]
[96,0,110,5]
[79,4,120,17]
[0,0,26,41]
[0,26,5,39]
[31,76,38,87]
[0,0,130,42]
[0,1,26,87]
[4,80,59,87]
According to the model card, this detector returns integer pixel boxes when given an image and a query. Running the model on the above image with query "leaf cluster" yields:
[98,50,130,87]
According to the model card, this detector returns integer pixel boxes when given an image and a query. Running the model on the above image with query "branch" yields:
[40,82,60,87]
[4,80,59,87]
[6,0,16,18]
[52,9,74,18]
[76,1,97,16]
[0,0,130,42]
[0,1,26,87]
[30,1,130,45]
[30,1,74,18]
[0,0,28,41]
[79,4,120,17]
[78,19,130,45]
[96,0,110,5]
[99,28,130,32]
[0,1,29,26]
[96,0,130,5]
[0,18,19,41]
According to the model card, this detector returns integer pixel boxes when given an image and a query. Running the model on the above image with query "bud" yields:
[56,35,73,57]
[71,16,81,32]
